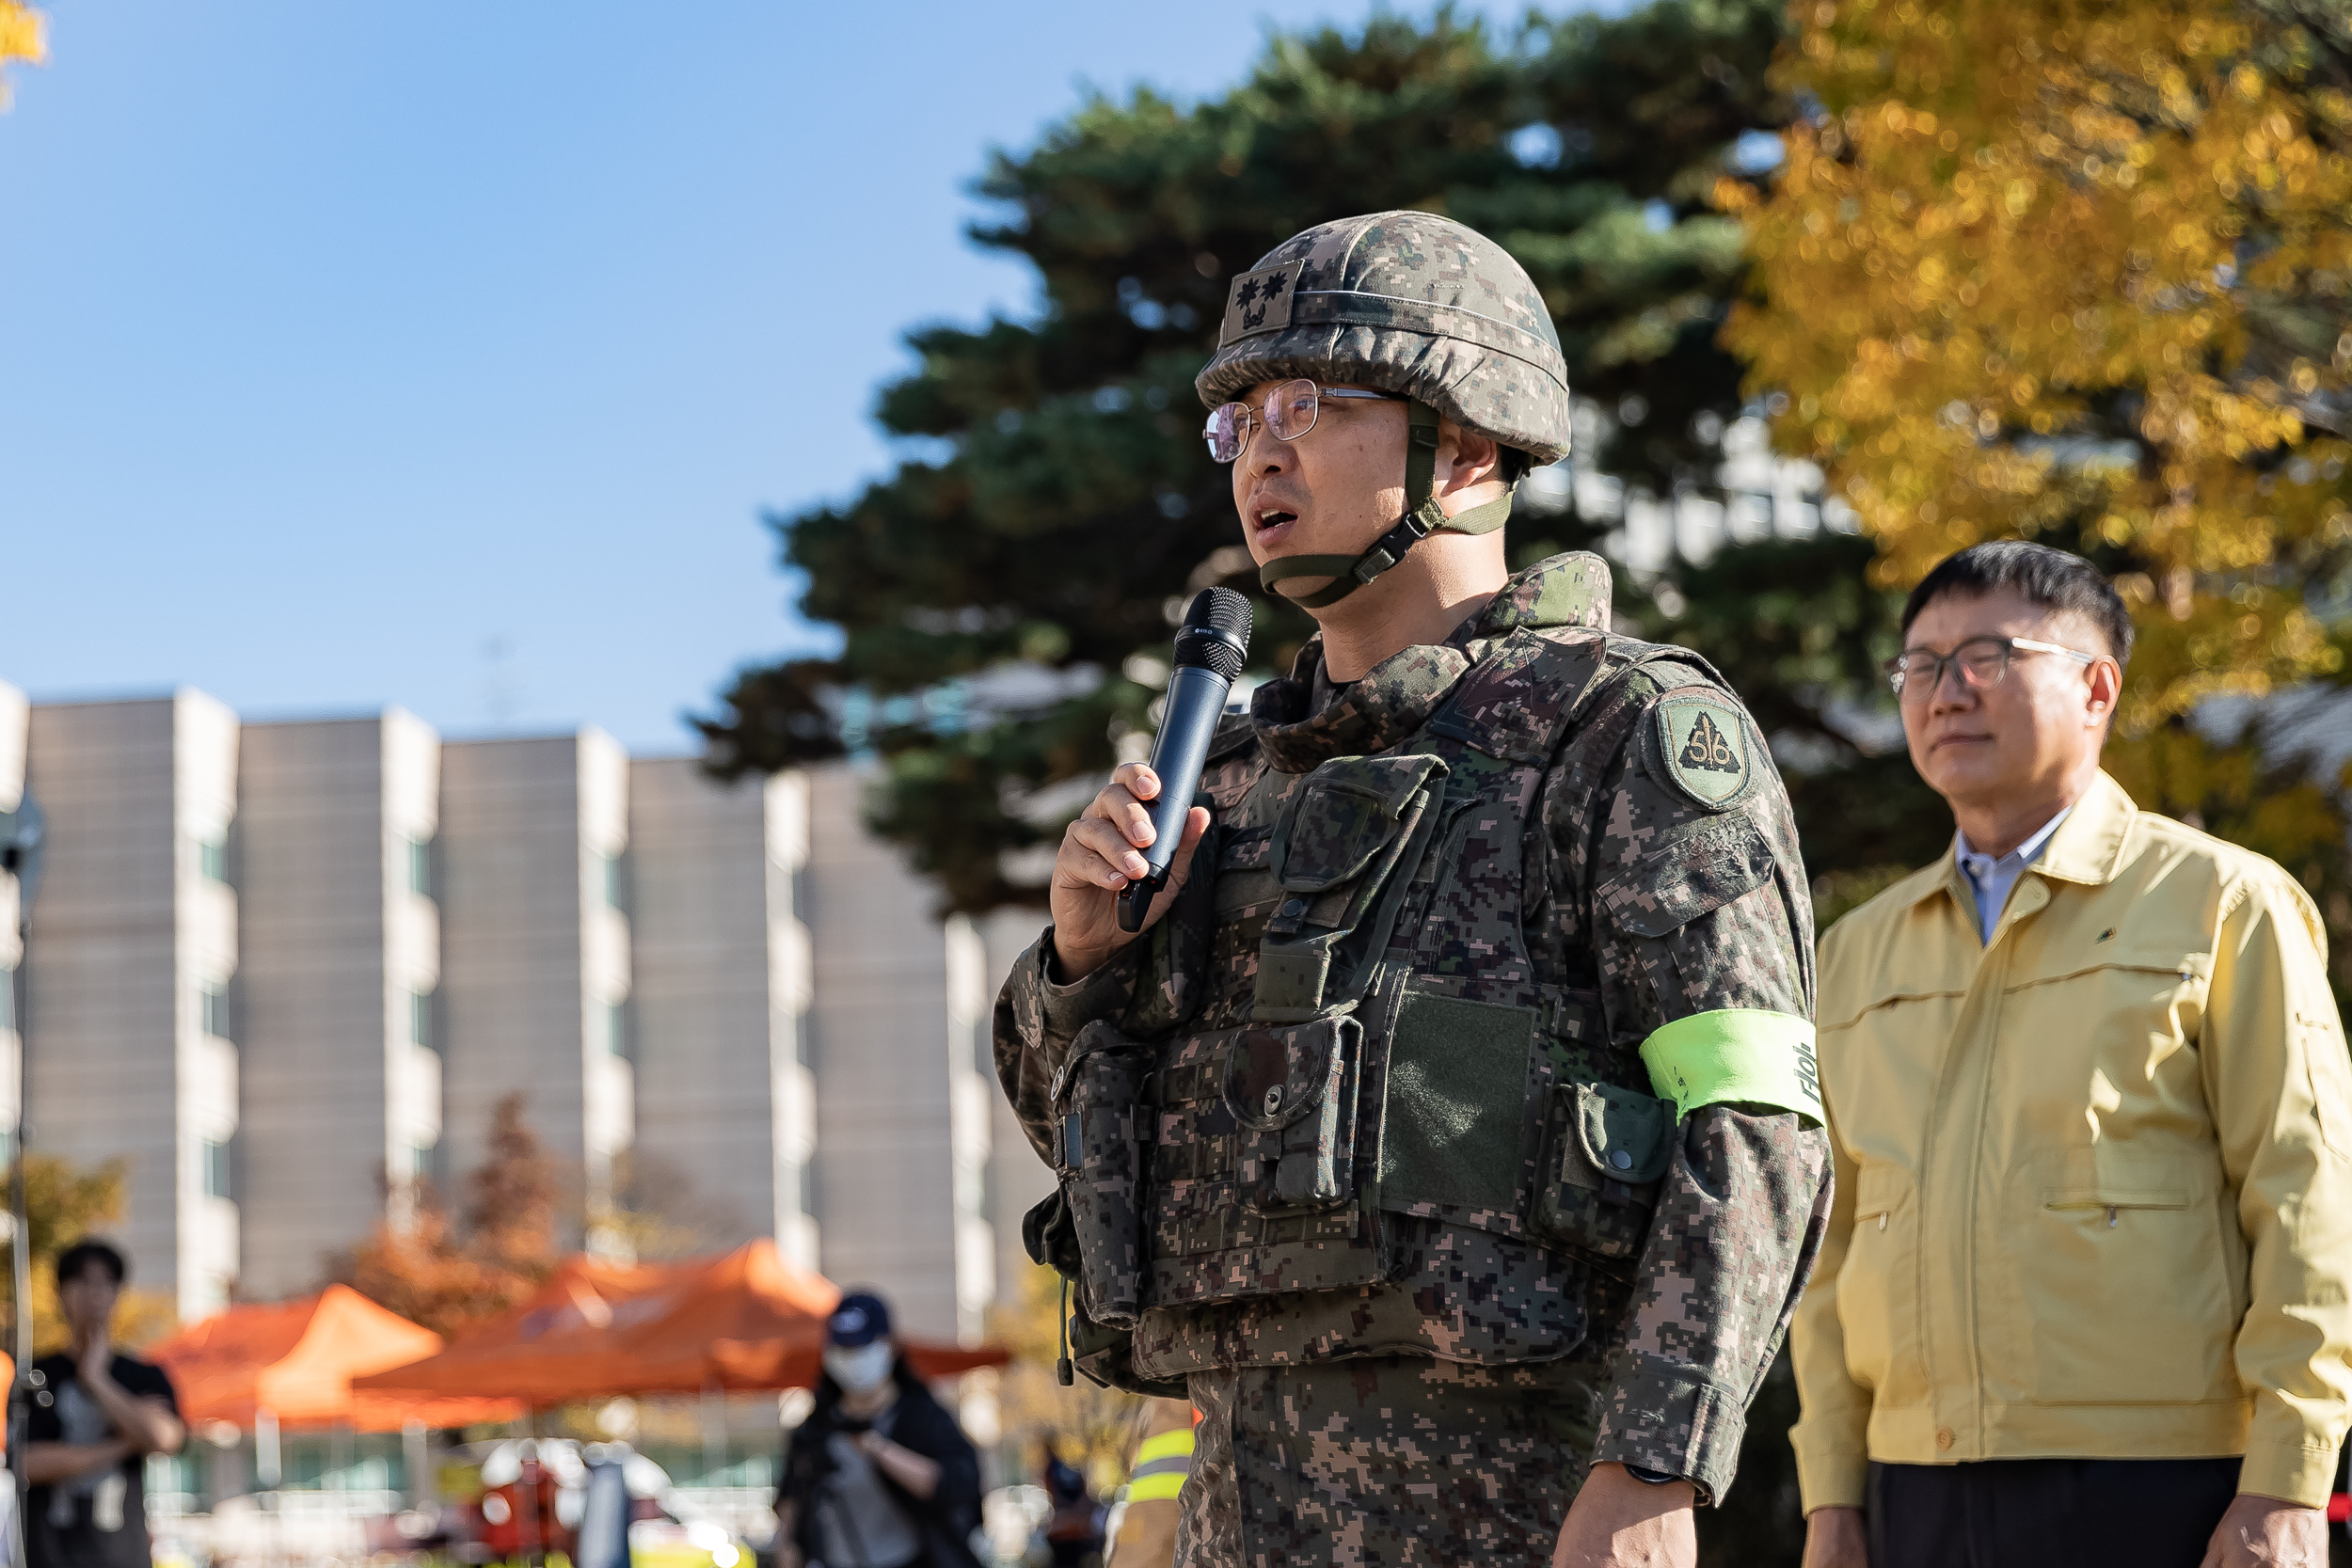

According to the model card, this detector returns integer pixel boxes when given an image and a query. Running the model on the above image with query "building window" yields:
[596,851,625,910]
[405,837,432,898]
[0,963,13,1034]
[201,1138,231,1199]
[199,978,231,1042]
[408,989,434,1052]
[199,836,228,883]
[408,1142,435,1181]
[600,999,628,1060]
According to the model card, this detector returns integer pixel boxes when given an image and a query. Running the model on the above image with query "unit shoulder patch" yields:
[1646,690,1759,813]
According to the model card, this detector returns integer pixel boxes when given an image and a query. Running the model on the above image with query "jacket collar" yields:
[1898,768,2137,911]
[1249,550,1609,773]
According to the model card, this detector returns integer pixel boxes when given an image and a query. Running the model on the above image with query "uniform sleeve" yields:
[2202,872,2352,1506]
[1786,924,1873,1511]
[992,927,1142,1166]
[1558,681,1833,1506]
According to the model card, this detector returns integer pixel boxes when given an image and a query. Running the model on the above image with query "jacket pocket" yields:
[1051,1020,1154,1329]
[1529,1079,1675,1272]
[2000,1158,2236,1407]
[1256,753,1448,1021]
[1222,1016,1361,1212]
[1835,1164,1925,1406]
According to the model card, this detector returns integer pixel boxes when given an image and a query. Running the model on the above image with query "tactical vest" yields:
[1043,626,1721,1383]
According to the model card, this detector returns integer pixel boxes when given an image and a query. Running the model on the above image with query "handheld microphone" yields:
[1117,587,1252,933]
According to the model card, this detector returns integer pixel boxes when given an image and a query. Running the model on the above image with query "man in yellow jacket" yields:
[1795,542,2352,1568]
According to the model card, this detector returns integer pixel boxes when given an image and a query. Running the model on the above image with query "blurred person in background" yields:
[20,1240,183,1568]
[774,1292,982,1568]
[1039,1444,1103,1568]
[1103,1401,1191,1568]
[1794,543,2352,1568]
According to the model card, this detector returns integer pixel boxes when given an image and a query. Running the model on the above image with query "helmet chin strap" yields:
[1259,401,1514,610]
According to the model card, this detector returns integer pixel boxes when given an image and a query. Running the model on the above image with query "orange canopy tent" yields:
[146,1284,523,1433]
[355,1240,1007,1402]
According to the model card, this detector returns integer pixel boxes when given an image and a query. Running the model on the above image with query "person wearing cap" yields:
[775,1292,983,1568]
[993,211,1830,1565]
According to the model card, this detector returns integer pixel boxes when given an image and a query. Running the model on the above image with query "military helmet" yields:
[1196,210,1571,464]
[1196,212,1571,608]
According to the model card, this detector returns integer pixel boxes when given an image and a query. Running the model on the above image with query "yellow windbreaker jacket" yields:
[1792,772,2352,1510]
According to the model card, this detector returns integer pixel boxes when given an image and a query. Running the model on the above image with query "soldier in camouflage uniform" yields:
[994,211,1831,1567]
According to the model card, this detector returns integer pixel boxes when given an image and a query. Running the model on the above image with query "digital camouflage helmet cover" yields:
[1196,210,1572,606]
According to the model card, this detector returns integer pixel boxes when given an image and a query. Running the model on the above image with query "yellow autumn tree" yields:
[0,1155,178,1354]
[0,3,41,95]
[1724,0,2352,735]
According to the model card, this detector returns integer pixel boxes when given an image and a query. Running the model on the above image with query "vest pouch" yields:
[1257,753,1449,1022]
[1533,1079,1675,1269]
[1066,1296,1188,1401]
[1222,1016,1360,1212]
[1051,1020,1153,1328]
[1148,1020,1385,1308]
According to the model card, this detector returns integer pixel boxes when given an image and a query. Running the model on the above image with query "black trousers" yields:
[1866,1457,2243,1568]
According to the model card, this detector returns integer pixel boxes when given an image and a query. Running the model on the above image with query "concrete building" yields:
[437,732,634,1240]
[628,758,818,1269]
[977,909,1057,1317]
[798,766,998,1342]
[1,685,1051,1344]
[235,711,442,1298]
[0,681,27,1168]
[22,693,243,1319]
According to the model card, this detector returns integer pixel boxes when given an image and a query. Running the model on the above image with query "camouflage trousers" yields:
[1172,1354,1605,1567]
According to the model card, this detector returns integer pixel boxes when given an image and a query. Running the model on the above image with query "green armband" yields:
[1639,1008,1822,1122]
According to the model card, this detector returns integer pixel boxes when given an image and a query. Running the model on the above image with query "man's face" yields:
[1900,587,2116,811]
[1228,380,1408,578]
[58,1263,118,1335]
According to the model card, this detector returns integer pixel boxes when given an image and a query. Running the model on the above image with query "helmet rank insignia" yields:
[1219,259,1306,346]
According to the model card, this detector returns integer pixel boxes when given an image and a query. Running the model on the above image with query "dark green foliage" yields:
[700,0,1796,916]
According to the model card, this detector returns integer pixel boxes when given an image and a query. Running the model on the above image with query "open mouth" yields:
[1252,505,1298,537]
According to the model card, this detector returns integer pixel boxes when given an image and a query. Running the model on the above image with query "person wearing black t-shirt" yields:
[20,1240,183,1568]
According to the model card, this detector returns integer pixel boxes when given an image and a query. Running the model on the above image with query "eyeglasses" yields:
[1202,379,1405,464]
[1885,636,2099,702]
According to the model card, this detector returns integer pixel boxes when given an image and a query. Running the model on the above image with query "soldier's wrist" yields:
[1046,928,1115,984]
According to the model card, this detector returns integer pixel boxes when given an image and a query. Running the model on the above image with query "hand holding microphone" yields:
[1046,588,1251,979]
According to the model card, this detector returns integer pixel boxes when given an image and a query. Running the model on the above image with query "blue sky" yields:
[0,2,1580,752]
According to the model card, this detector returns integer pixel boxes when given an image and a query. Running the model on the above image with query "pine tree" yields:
[698,2,1793,914]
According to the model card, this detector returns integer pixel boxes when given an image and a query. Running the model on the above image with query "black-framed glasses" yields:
[1885,636,2099,702]
[1202,379,1406,464]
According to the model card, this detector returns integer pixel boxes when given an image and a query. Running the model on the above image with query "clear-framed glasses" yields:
[1885,635,2098,702]
[1201,379,1406,464]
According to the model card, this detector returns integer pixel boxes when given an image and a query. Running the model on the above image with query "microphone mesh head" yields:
[1184,587,1253,643]
[1173,586,1251,678]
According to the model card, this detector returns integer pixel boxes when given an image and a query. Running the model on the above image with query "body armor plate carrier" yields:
[1040,627,1723,1381]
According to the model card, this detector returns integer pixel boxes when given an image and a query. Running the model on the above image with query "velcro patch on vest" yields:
[1218,259,1306,345]
[1649,691,1757,813]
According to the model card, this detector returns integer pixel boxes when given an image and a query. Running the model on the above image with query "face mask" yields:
[825,1341,893,1395]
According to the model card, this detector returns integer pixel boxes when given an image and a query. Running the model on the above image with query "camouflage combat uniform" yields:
[994,212,1832,1565]
[996,554,1831,1562]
